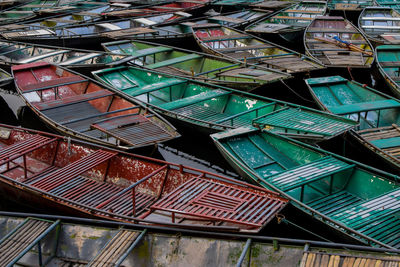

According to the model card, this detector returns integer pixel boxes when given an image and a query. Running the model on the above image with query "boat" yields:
[304,16,374,68]
[246,1,327,42]
[192,24,325,74]
[12,62,180,150]
[92,65,357,141]
[305,75,400,172]
[358,6,400,46]
[0,123,288,234]
[250,0,295,11]
[0,213,399,267]
[375,0,400,12]
[0,67,13,87]
[101,0,210,18]
[376,45,400,97]
[211,126,400,249]
[1,16,191,48]
[0,40,131,74]
[327,0,374,11]
[101,39,291,91]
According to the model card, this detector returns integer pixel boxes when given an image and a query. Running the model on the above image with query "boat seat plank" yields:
[151,176,287,227]
[0,218,58,266]
[370,136,400,149]
[128,46,173,58]
[33,90,114,111]
[18,50,68,64]
[0,135,50,162]
[159,89,230,110]
[362,25,400,29]
[125,78,185,96]
[20,76,88,92]
[217,44,274,52]
[361,16,400,21]
[380,61,400,67]
[30,150,117,191]
[272,15,314,20]
[307,27,359,33]
[201,34,251,42]
[328,100,400,115]
[211,15,245,23]
[307,191,363,216]
[146,54,202,69]
[285,9,324,13]
[266,157,354,191]
[59,53,101,65]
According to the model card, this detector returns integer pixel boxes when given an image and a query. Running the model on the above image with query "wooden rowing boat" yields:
[327,0,374,11]
[0,40,130,74]
[358,6,400,46]
[246,1,327,42]
[0,16,189,48]
[192,23,325,74]
[211,126,400,249]
[12,62,180,150]
[92,65,357,141]
[376,45,400,97]
[305,75,400,172]
[101,39,291,91]
[0,124,287,233]
[304,16,374,68]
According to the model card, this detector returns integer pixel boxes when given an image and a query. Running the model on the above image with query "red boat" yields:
[12,62,180,151]
[0,124,288,232]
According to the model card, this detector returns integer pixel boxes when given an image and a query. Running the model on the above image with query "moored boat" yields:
[358,6,400,46]
[305,75,400,172]
[12,62,180,150]
[304,16,374,68]
[92,65,357,141]
[0,40,130,74]
[246,1,327,42]
[192,23,325,74]
[0,123,288,233]
[211,126,400,249]
[376,44,400,97]
[327,0,374,11]
[375,0,400,12]
[101,39,291,91]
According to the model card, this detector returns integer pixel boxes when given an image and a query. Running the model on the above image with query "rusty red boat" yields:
[11,62,180,151]
[0,124,288,233]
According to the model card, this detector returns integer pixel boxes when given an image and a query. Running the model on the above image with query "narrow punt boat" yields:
[304,16,374,68]
[101,39,291,91]
[12,62,180,150]
[101,0,210,18]
[246,1,327,42]
[92,65,356,142]
[0,124,288,233]
[0,67,13,87]
[211,126,400,249]
[327,0,374,11]
[305,75,400,172]
[376,45,400,97]
[0,40,130,74]
[375,0,400,12]
[192,24,325,74]
[358,6,400,46]
[1,214,399,267]
[1,17,189,48]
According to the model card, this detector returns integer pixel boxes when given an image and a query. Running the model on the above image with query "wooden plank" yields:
[272,15,314,20]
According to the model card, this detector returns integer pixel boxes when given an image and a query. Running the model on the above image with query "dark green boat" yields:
[92,66,356,141]
[376,45,400,98]
[101,39,291,91]
[211,126,400,249]
[305,75,400,172]
[375,0,400,12]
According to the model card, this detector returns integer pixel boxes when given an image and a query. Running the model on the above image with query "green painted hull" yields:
[92,66,356,141]
[375,0,400,12]
[376,45,400,98]
[305,75,400,172]
[211,126,400,249]
[101,39,290,91]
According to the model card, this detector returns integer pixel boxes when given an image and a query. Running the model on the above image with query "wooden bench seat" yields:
[128,46,173,58]
[272,15,314,20]
[370,136,400,149]
[380,61,400,67]
[201,34,251,42]
[329,99,400,115]
[218,44,274,52]
[124,78,185,96]
[20,76,88,92]
[266,156,354,191]
[146,54,202,69]
[307,191,363,216]
[159,89,230,110]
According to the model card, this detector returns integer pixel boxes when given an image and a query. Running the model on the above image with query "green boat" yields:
[192,23,325,74]
[92,65,356,141]
[246,1,327,42]
[305,75,400,172]
[376,45,400,98]
[101,39,291,91]
[375,0,400,12]
[327,0,374,11]
[211,126,400,249]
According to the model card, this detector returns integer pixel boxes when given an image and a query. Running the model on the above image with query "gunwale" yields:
[375,44,400,98]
